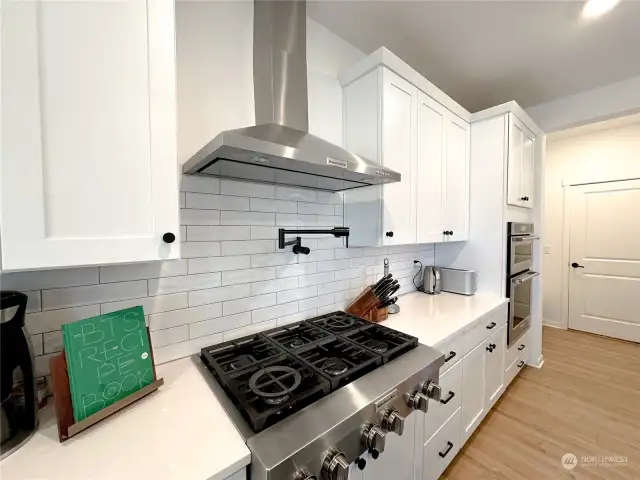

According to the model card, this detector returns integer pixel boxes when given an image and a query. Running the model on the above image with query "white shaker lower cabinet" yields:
[1,0,180,271]
[461,340,487,443]
[484,324,507,410]
[423,408,463,480]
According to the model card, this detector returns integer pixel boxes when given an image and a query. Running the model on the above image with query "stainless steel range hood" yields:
[181,0,401,192]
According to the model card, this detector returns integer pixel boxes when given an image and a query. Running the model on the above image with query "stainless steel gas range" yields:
[194,311,444,480]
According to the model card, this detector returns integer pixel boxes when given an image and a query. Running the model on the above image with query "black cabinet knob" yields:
[448,230,453,235]
[356,457,367,470]
[370,449,380,460]
[571,262,585,269]
[486,346,493,352]
[162,232,176,244]
[385,231,394,237]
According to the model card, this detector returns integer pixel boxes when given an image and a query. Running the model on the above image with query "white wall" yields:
[175,0,364,163]
[542,116,640,326]
[526,76,640,133]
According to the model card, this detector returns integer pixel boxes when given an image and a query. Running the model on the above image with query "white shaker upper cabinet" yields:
[506,114,535,209]
[1,0,180,271]
[416,93,469,243]
[343,67,418,247]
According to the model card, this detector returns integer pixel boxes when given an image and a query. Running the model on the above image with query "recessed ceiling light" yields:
[582,0,621,18]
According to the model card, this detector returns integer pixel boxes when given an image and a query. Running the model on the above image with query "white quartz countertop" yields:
[380,292,509,348]
[0,358,250,480]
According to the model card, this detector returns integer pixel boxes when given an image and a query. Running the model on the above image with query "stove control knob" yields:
[421,381,442,402]
[406,391,429,413]
[293,470,317,480]
[381,409,405,436]
[322,448,349,480]
[362,422,386,454]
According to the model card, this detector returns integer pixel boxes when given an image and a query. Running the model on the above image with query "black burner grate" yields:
[342,323,419,363]
[223,354,331,432]
[296,337,381,389]
[263,321,334,351]
[201,334,281,380]
[307,311,369,335]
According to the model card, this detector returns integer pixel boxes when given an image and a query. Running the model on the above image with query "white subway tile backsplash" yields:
[276,263,317,278]
[25,305,101,335]
[30,334,43,356]
[149,303,222,331]
[16,178,429,367]
[222,267,275,286]
[275,186,317,202]
[223,294,276,316]
[180,209,221,226]
[252,301,298,323]
[189,313,252,339]
[42,281,146,310]
[187,255,250,275]
[180,175,220,194]
[251,252,298,268]
[297,202,335,216]
[299,294,335,311]
[34,354,56,377]
[221,211,274,226]
[298,272,334,287]
[179,192,186,208]
[150,326,189,348]
[276,213,317,227]
[181,242,222,259]
[148,273,221,295]
[276,309,318,326]
[250,198,297,213]
[99,260,187,283]
[187,226,251,241]
[153,333,223,365]
[223,320,277,341]
[221,179,274,199]
[186,192,250,211]
[1,267,98,291]
[222,240,274,256]
[277,286,317,304]
[251,277,298,295]
[250,226,278,240]
[101,293,189,315]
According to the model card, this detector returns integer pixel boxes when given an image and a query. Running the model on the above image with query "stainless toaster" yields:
[439,267,477,295]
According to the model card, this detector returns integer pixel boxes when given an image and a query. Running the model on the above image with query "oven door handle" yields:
[512,236,539,242]
[512,271,540,284]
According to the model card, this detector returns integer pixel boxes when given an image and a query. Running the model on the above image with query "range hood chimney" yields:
[181,0,401,192]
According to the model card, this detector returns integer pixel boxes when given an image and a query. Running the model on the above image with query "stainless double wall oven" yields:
[506,223,539,347]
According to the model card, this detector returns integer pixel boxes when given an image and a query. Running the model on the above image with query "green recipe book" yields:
[61,306,154,422]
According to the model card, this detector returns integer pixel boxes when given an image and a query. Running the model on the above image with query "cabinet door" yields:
[416,92,445,244]
[484,323,506,409]
[381,68,418,246]
[1,0,179,271]
[443,115,470,242]
[461,341,486,442]
[506,115,525,207]
[520,127,535,209]
[362,411,417,480]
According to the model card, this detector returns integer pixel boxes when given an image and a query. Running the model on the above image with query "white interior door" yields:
[382,68,417,246]
[416,92,445,243]
[568,179,640,342]
[1,0,179,271]
[443,115,470,241]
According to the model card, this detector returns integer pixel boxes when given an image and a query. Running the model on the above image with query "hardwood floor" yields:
[442,326,640,479]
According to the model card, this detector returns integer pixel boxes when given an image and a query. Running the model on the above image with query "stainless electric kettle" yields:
[422,266,442,295]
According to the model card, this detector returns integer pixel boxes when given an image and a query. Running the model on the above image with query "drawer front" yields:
[424,360,463,444]
[506,354,526,387]
[462,303,508,354]
[435,334,464,374]
[505,329,529,370]
[423,407,462,480]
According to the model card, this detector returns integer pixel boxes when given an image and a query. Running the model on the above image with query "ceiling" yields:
[307,1,640,113]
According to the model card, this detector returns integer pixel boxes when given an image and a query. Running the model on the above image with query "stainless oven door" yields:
[508,271,539,347]
[509,236,537,276]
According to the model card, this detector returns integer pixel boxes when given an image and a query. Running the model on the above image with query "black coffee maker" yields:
[1,291,38,458]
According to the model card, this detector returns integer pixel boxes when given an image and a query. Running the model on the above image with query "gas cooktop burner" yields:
[321,316,355,331]
[230,354,256,370]
[289,338,304,348]
[321,357,349,376]
[249,366,302,399]
[368,340,389,354]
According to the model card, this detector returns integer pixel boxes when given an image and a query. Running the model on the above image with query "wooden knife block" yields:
[345,287,388,323]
